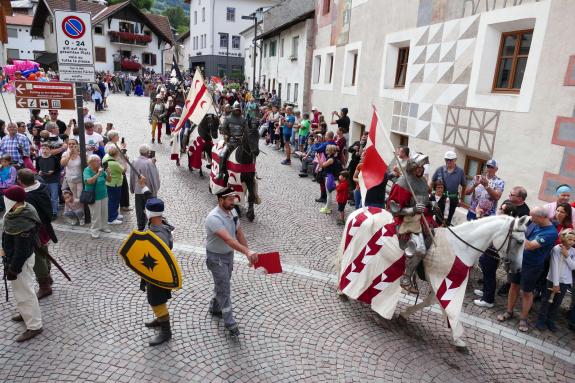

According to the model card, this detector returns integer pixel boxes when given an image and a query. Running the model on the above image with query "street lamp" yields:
[242,8,263,91]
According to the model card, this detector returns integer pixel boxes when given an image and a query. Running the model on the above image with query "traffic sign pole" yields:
[69,0,90,223]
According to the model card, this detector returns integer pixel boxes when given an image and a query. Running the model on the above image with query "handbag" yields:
[326,173,336,192]
[80,189,95,205]
[80,178,96,205]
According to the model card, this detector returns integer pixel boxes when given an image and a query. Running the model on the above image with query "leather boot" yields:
[36,278,53,300]
[149,316,171,346]
[144,318,161,328]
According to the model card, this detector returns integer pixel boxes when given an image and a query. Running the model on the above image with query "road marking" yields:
[53,224,575,364]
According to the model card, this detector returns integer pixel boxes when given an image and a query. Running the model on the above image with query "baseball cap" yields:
[444,150,457,160]
[486,159,498,168]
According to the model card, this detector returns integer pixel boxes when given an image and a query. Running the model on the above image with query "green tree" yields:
[162,6,189,30]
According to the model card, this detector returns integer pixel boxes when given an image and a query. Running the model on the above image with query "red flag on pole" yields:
[358,106,395,203]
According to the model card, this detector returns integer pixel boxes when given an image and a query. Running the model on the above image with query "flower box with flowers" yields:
[108,31,152,44]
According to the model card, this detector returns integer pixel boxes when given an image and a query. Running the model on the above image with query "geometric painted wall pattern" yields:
[443,106,499,156]
[391,14,484,144]
[538,55,575,202]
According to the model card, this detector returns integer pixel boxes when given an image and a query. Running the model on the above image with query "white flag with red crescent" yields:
[173,68,215,133]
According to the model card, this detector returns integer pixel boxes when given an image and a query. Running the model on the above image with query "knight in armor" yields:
[216,102,246,180]
[387,152,436,293]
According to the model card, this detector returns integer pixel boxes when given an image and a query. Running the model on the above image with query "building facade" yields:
[31,0,174,73]
[256,0,315,110]
[186,0,280,79]
[309,0,575,207]
[5,14,45,62]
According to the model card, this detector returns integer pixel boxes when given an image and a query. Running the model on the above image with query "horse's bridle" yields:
[446,221,524,262]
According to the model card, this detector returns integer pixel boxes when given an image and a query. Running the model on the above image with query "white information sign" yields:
[59,64,96,83]
[55,10,94,66]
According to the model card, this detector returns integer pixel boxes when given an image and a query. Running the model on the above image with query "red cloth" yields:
[252,252,282,274]
[336,180,350,203]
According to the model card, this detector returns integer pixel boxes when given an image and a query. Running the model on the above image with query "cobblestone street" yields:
[0,94,574,382]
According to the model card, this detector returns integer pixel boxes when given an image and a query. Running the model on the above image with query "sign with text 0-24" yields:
[54,10,94,66]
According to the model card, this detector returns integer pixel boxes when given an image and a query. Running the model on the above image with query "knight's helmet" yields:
[404,152,429,174]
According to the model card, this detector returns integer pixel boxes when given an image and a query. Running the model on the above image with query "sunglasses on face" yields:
[486,165,494,169]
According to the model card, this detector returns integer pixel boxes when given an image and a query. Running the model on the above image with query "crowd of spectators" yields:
[243,98,575,334]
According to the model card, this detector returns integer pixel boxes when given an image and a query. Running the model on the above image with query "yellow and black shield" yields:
[118,230,182,289]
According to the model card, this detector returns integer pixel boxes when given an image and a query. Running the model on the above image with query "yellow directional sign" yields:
[118,230,182,289]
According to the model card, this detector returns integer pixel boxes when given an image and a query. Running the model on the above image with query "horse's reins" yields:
[446,220,519,261]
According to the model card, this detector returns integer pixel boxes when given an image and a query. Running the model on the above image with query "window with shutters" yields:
[394,47,409,88]
[143,53,156,66]
[95,47,106,62]
[232,35,240,50]
[220,33,229,48]
[227,7,235,22]
[322,0,330,14]
[492,29,533,93]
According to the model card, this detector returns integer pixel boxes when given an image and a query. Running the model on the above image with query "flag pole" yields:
[371,105,435,244]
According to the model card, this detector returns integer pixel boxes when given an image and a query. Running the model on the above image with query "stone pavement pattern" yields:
[0,94,573,382]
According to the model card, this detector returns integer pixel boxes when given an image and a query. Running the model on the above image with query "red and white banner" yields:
[187,127,206,170]
[209,140,256,203]
[358,106,395,204]
[337,207,471,332]
[173,68,215,133]
[337,207,404,319]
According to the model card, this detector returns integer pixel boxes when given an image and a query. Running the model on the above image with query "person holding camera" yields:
[0,122,30,167]
[130,144,160,231]
[84,155,112,239]
[466,159,504,221]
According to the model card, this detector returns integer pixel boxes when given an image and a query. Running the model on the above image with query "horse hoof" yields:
[453,338,467,349]
[398,313,409,322]
[246,211,254,222]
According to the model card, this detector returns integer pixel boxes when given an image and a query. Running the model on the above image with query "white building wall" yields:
[260,21,308,109]
[92,18,164,73]
[41,16,166,73]
[6,23,45,60]
[189,0,279,58]
[42,20,56,53]
[310,0,575,207]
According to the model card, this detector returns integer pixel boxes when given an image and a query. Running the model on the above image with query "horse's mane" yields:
[450,214,514,231]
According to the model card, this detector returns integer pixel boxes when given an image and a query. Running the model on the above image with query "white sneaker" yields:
[108,220,122,225]
[91,232,100,239]
[100,228,112,233]
[79,219,85,226]
[473,299,494,308]
[117,215,124,220]
[474,289,483,297]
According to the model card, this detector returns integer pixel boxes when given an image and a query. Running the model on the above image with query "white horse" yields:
[337,207,529,348]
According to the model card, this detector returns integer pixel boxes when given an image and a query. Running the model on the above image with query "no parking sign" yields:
[55,10,95,82]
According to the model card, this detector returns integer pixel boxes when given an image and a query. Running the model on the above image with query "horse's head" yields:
[493,215,530,273]
[244,118,260,157]
[199,113,220,139]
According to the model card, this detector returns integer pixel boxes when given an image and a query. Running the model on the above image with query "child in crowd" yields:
[336,171,350,225]
[319,145,341,214]
[298,113,311,152]
[0,154,17,211]
[62,189,85,226]
[536,228,575,332]
[36,145,61,219]
[429,178,448,226]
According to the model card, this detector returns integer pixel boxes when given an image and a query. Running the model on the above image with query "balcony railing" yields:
[108,31,152,46]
